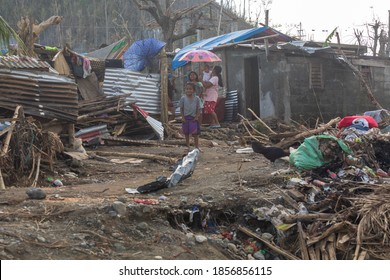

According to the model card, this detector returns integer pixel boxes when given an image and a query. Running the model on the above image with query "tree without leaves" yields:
[368,20,381,56]
[378,29,387,57]
[131,0,214,50]
[17,16,63,53]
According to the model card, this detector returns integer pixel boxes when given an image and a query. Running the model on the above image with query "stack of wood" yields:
[77,94,132,125]
[274,180,390,260]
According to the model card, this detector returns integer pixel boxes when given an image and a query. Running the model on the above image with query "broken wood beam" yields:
[307,221,355,246]
[77,105,128,122]
[161,139,217,147]
[31,153,41,188]
[95,151,177,164]
[238,225,300,260]
[68,124,75,148]
[327,234,337,260]
[277,188,300,211]
[307,246,317,260]
[357,250,369,260]
[0,168,5,189]
[283,213,335,224]
[102,136,176,147]
[297,222,310,260]
[1,105,21,157]
[286,189,306,202]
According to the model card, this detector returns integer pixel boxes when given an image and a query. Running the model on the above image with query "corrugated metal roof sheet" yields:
[0,69,78,122]
[172,26,293,70]
[0,55,51,70]
[103,68,161,115]
[269,41,334,54]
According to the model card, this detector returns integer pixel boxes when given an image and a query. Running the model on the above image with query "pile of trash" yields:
[210,112,390,260]
[257,113,390,260]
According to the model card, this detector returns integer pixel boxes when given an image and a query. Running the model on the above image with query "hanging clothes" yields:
[82,57,92,78]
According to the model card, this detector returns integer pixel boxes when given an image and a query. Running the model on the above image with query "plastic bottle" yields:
[312,179,331,191]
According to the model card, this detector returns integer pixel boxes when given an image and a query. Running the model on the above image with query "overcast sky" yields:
[223,0,389,43]
[270,0,389,42]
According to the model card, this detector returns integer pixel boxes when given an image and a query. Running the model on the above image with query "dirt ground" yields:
[0,135,292,260]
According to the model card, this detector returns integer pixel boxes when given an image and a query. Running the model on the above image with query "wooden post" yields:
[387,10,390,57]
[221,48,228,90]
[0,106,21,189]
[1,106,21,157]
[265,10,269,59]
[68,123,75,148]
[160,47,169,125]
[0,169,5,189]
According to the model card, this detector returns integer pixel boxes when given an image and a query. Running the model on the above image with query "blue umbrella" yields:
[124,38,166,71]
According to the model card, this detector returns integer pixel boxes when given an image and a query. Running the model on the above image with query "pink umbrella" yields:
[179,49,221,62]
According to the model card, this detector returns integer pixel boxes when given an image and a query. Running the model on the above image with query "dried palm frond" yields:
[353,191,390,259]
[0,16,30,55]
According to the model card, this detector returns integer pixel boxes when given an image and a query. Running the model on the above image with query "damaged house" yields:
[173,26,390,123]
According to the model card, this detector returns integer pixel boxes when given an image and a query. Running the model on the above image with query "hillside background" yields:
[0,0,254,52]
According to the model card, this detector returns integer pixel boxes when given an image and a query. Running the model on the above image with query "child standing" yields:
[202,64,211,82]
[187,71,204,124]
[179,82,202,152]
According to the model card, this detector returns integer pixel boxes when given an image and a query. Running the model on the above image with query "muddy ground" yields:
[0,134,292,260]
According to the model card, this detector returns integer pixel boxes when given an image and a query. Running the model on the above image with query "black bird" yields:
[251,141,290,163]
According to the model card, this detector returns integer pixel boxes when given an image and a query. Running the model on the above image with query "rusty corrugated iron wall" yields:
[0,69,78,122]
[0,55,52,71]
[103,68,161,115]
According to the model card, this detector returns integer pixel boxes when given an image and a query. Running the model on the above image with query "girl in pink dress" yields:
[202,66,223,128]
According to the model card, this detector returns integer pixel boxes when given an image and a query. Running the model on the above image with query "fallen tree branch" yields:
[275,117,340,149]
[247,108,276,135]
[238,114,269,142]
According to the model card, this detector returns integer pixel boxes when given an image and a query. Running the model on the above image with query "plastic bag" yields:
[289,135,352,171]
[168,149,200,188]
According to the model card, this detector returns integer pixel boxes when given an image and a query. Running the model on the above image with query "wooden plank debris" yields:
[238,226,301,260]
[297,222,310,260]
[95,151,177,164]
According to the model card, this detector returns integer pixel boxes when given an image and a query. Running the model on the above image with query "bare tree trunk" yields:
[104,0,109,43]
[378,29,387,57]
[371,20,380,56]
[387,10,390,57]
[17,15,63,53]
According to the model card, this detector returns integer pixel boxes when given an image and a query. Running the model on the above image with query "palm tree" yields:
[0,16,29,55]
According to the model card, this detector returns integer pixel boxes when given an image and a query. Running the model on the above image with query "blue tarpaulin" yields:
[172,26,293,70]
